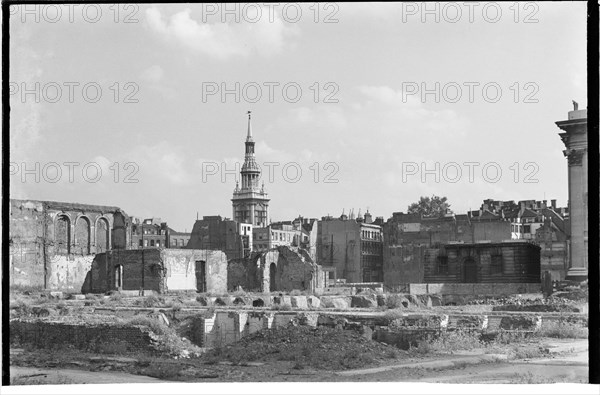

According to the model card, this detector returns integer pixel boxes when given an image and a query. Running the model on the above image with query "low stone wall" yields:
[9,319,156,354]
[408,283,541,296]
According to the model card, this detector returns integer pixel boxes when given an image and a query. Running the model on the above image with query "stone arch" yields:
[74,215,91,255]
[95,216,110,253]
[55,213,71,255]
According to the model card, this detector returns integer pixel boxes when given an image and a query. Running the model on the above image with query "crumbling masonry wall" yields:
[82,249,228,294]
[9,199,130,291]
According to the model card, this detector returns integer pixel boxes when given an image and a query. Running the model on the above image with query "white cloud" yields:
[145,7,298,60]
[140,65,164,83]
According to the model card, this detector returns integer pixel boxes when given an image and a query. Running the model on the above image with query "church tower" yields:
[231,111,270,227]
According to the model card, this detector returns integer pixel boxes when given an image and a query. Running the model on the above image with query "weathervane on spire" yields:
[246,110,253,141]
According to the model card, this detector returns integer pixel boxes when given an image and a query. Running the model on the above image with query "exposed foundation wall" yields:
[10,320,155,354]
[408,282,540,295]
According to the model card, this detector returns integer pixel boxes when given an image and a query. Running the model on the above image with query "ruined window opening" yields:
[437,256,449,275]
[55,214,71,255]
[96,217,110,253]
[491,254,503,275]
[269,262,277,292]
[114,264,124,290]
[196,260,207,293]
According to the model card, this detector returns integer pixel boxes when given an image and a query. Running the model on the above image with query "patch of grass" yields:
[509,371,556,384]
[10,298,33,317]
[409,329,484,355]
[85,294,99,300]
[383,308,405,322]
[11,373,73,385]
[510,345,549,360]
[125,315,169,335]
[538,320,588,339]
[9,284,45,294]
[386,294,409,309]
[142,294,160,308]
[142,361,186,380]
[289,289,303,296]
[108,292,123,302]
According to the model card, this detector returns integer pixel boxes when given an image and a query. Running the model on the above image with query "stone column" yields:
[556,105,588,280]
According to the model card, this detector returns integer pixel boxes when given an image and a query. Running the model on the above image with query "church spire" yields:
[246,110,253,142]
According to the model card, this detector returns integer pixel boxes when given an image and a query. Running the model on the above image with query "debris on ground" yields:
[203,325,404,370]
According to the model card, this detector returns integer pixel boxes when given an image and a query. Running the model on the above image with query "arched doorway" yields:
[462,258,477,283]
[269,262,277,292]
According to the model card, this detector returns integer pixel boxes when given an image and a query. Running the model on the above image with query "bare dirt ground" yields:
[10,339,587,384]
[8,289,589,385]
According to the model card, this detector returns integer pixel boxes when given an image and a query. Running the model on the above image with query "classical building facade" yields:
[556,102,588,280]
[231,112,270,227]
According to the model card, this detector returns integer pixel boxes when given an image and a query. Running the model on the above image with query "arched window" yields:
[55,215,70,255]
[96,217,110,253]
[75,216,91,255]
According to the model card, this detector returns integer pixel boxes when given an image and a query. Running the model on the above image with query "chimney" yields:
[542,200,547,209]
[551,199,556,210]
[364,210,373,224]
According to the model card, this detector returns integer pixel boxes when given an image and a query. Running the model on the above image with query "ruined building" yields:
[231,111,270,227]
[186,215,250,260]
[82,248,228,294]
[228,245,325,293]
[9,199,131,291]
[556,102,588,280]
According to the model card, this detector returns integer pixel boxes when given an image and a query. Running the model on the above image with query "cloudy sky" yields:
[9,2,587,231]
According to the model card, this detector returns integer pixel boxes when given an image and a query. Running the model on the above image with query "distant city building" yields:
[130,217,190,249]
[556,102,588,280]
[186,215,249,260]
[317,210,383,283]
[423,241,541,284]
[231,111,270,227]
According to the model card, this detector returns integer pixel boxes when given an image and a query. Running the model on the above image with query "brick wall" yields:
[10,319,156,354]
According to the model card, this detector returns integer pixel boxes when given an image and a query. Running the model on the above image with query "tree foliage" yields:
[407,195,451,217]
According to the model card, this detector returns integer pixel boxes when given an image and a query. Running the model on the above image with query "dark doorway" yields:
[196,260,207,293]
[462,258,477,283]
[269,263,277,292]
[114,264,123,290]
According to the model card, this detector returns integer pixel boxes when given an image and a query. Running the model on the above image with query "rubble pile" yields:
[204,325,402,370]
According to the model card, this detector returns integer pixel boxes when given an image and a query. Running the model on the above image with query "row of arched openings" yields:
[54,214,110,255]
